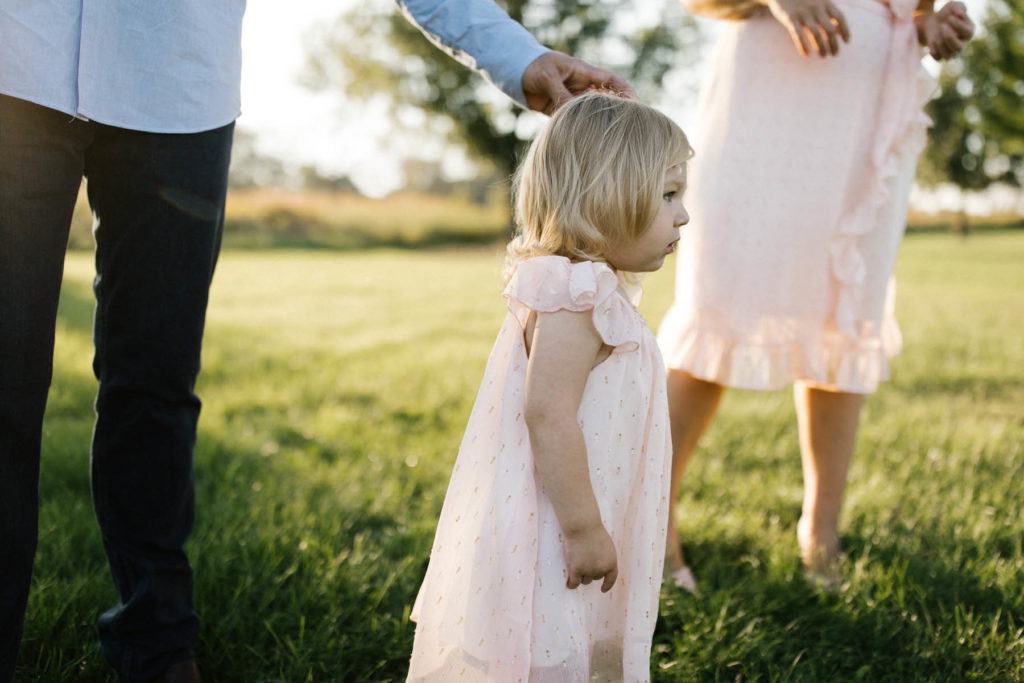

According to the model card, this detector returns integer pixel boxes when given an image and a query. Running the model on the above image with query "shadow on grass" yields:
[28,274,113,682]
[654,527,1020,681]
[188,427,431,681]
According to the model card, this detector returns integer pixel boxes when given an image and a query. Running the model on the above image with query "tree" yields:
[918,0,1024,221]
[302,0,702,186]
[228,127,289,189]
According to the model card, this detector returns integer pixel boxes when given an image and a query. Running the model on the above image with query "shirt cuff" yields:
[397,0,550,107]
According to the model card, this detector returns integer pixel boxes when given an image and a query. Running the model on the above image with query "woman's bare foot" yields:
[797,516,843,589]
[796,516,841,570]
[664,524,699,594]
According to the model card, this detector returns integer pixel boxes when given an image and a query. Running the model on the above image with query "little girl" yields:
[407,92,692,682]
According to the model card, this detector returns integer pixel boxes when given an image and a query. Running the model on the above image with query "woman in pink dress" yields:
[657,0,974,589]
[408,93,692,681]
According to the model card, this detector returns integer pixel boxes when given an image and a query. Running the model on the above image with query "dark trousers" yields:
[0,94,232,682]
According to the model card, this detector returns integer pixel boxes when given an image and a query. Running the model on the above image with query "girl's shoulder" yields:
[504,255,619,314]
[504,255,645,353]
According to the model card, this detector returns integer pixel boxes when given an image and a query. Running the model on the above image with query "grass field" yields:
[17,230,1024,681]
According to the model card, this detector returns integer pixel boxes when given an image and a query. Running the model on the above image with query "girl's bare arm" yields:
[524,309,618,592]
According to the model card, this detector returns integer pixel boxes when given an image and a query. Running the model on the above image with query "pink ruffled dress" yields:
[408,256,672,683]
[657,0,936,393]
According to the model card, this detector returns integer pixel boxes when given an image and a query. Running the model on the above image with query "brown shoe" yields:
[156,659,202,683]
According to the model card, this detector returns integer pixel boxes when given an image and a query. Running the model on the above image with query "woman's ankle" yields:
[796,515,841,571]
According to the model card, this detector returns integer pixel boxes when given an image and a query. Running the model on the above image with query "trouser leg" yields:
[0,94,89,683]
[85,121,233,681]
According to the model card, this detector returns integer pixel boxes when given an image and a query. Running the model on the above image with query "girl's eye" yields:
[663,191,676,202]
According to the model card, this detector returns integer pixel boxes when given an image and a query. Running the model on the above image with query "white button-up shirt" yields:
[0,0,547,134]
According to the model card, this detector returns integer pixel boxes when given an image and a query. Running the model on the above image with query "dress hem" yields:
[657,306,903,394]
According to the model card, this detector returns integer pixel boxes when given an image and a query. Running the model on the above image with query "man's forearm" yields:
[396,0,549,106]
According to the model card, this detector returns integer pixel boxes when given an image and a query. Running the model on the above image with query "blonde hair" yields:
[505,92,692,280]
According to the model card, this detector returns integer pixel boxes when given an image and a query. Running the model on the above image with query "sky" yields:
[238,0,375,189]
[238,0,697,196]
[239,0,994,205]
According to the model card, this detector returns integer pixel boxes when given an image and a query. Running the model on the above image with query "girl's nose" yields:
[676,206,690,227]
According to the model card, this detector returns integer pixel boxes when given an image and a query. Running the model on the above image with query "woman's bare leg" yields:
[665,370,726,580]
[793,381,865,572]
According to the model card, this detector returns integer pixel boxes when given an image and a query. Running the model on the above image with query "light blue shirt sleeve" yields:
[396,0,550,108]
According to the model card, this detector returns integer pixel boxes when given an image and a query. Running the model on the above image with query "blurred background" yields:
[68,0,1021,251]
[232,0,1019,225]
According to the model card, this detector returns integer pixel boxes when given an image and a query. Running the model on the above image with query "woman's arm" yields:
[681,0,765,20]
[524,309,618,592]
[684,0,851,58]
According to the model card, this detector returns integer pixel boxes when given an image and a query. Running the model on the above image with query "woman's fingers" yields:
[816,9,840,55]
[777,0,849,57]
[815,2,849,55]
[830,3,851,42]
[783,17,813,57]
[950,13,975,39]
[934,23,965,59]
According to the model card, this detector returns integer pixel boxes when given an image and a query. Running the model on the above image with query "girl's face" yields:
[605,164,689,273]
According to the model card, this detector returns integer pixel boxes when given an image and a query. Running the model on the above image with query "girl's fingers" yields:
[600,567,618,593]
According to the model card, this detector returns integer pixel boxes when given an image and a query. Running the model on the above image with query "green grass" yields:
[19,231,1024,681]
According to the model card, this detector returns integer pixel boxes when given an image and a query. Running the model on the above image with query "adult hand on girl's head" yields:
[564,523,619,592]
[765,0,850,57]
[521,51,636,116]
[916,2,974,60]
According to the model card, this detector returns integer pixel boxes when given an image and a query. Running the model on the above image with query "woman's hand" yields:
[916,1,974,60]
[765,0,851,57]
[563,522,619,592]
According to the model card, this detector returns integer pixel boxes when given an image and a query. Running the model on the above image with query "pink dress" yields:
[408,256,672,683]
[657,0,936,393]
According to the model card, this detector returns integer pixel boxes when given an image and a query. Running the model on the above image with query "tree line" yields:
[241,0,1022,216]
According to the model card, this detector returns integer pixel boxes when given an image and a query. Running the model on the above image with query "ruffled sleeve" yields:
[503,255,643,353]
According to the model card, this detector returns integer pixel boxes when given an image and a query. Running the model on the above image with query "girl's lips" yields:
[666,240,678,254]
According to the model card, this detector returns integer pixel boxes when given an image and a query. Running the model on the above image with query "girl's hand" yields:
[765,0,851,57]
[524,308,618,593]
[916,2,974,60]
[564,522,619,592]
